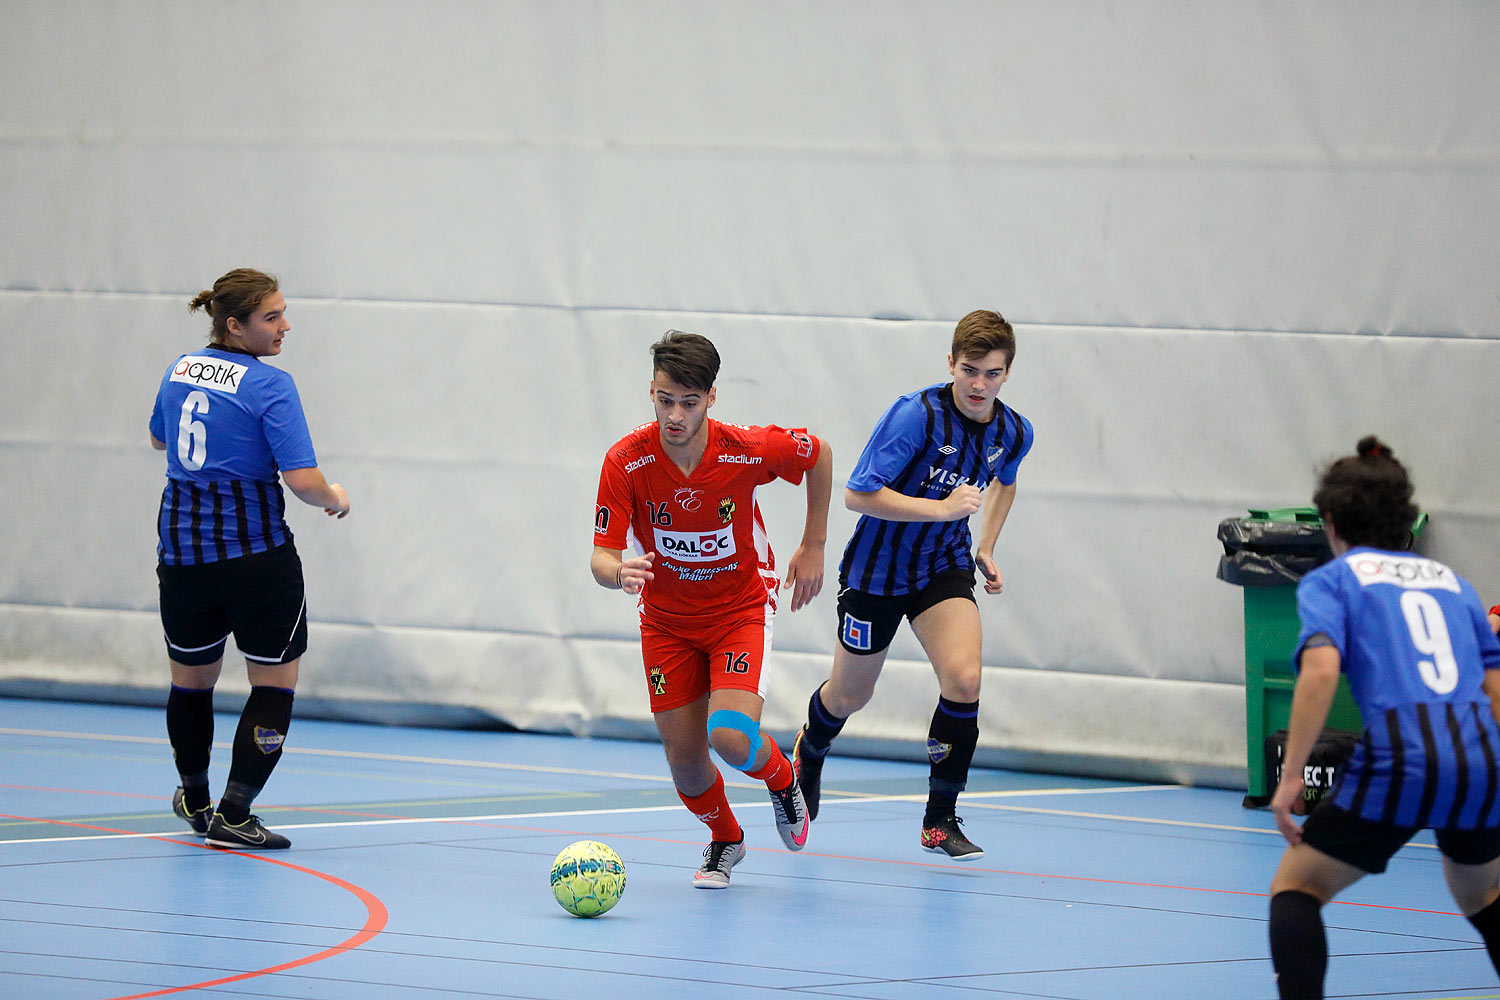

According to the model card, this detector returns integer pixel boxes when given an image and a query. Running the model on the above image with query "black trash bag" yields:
[1216,517,1332,588]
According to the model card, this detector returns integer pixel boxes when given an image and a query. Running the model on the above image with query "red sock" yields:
[746,737,793,792]
[678,769,743,843]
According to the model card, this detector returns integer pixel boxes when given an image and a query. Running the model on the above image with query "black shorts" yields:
[835,568,976,655]
[1301,801,1500,874]
[157,542,308,666]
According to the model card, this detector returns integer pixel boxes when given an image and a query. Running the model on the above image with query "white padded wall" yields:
[3,2,1499,784]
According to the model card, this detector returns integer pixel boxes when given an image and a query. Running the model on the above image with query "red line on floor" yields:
[0,812,389,999]
[0,784,168,800]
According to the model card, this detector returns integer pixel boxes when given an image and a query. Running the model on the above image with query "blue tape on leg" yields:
[707,709,763,772]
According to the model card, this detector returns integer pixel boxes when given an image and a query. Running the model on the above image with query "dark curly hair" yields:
[1312,436,1419,550]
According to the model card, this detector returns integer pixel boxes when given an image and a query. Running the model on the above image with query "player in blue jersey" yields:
[1268,437,1500,999]
[149,268,349,850]
[791,310,1032,859]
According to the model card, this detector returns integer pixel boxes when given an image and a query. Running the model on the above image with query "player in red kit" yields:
[592,330,833,888]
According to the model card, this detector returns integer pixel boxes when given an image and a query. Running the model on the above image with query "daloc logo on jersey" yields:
[171,356,248,394]
[656,527,736,562]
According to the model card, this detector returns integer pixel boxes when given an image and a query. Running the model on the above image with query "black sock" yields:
[218,686,294,823]
[1269,890,1326,1000]
[802,684,846,755]
[925,697,978,823]
[1468,894,1500,975]
[166,685,215,812]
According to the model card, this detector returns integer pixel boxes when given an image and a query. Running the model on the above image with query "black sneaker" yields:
[692,837,746,889]
[205,812,291,850]
[791,726,826,822]
[921,815,984,861]
[172,787,212,838]
[769,776,809,850]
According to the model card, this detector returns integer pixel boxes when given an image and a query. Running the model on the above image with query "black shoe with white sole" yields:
[205,812,291,850]
[921,815,983,861]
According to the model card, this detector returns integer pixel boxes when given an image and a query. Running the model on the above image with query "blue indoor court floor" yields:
[2,697,1498,1000]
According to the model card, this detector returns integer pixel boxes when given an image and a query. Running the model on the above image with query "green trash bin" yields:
[1219,506,1428,807]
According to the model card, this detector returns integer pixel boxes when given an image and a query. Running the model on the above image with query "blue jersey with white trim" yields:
[838,383,1033,596]
[149,346,317,565]
[1295,548,1500,828]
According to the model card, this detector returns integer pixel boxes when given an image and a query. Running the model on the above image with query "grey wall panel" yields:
[5,2,1500,784]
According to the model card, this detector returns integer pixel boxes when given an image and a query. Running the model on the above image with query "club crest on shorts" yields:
[927,738,952,764]
[718,497,736,524]
[841,613,872,652]
[253,726,285,754]
[648,666,667,696]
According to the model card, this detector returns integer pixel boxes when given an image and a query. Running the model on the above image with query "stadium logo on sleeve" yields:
[841,613,872,652]
[170,356,249,394]
[1346,554,1460,592]
[624,454,655,473]
[656,528,736,562]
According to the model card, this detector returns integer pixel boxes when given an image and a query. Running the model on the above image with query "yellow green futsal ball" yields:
[550,840,627,917]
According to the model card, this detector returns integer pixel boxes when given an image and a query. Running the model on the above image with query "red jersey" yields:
[594,419,819,624]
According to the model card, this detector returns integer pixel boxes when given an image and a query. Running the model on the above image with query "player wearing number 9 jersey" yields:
[1298,549,1500,827]
[1268,436,1500,1000]
[148,269,349,852]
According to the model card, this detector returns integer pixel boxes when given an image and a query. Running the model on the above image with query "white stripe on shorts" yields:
[241,599,307,664]
[165,632,232,654]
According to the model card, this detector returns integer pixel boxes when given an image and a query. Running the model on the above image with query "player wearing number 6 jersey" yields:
[148,269,349,851]
[1268,436,1500,999]
[592,330,832,888]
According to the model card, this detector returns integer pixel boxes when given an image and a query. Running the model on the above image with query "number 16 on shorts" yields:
[722,651,750,674]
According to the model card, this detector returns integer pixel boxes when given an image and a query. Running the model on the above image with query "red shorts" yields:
[638,606,773,712]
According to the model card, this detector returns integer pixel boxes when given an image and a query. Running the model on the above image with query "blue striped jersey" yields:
[1295,548,1500,828]
[149,347,317,565]
[839,383,1033,596]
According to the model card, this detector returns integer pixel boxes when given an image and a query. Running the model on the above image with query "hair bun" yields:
[1356,435,1392,460]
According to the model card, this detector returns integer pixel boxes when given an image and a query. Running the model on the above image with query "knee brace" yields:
[707,709,763,772]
